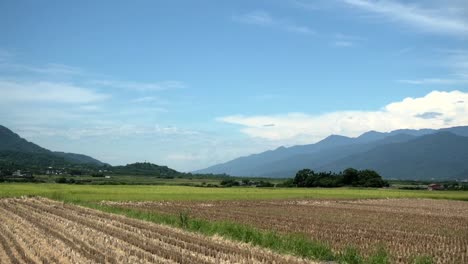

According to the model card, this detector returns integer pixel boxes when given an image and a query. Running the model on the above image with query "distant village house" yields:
[11,170,33,178]
[427,183,444,191]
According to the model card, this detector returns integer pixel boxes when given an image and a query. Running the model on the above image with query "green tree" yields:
[357,169,387,187]
[294,169,314,187]
[343,168,359,185]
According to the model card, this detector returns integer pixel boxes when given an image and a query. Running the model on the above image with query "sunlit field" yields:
[1,183,467,202]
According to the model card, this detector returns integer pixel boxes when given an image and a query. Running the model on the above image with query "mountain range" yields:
[3,124,468,180]
[195,126,468,180]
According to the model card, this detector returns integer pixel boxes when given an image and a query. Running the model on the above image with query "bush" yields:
[55,177,68,183]
[277,179,295,187]
[256,181,274,187]
[220,179,240,187]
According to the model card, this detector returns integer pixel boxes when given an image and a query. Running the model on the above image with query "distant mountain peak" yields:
[359,130,380,136]
[315,134,353,147]
[326,134,349,138]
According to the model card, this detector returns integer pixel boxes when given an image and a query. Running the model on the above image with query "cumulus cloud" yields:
[218,90,468,144]
[0,81,109,104]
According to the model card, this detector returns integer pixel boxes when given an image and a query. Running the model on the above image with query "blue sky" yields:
[1,0,468,171]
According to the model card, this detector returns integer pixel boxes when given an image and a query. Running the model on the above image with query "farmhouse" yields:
[427,183,444,191]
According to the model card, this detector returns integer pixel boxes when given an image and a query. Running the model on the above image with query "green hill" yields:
[0,125,106,169]
[111,162,182,177]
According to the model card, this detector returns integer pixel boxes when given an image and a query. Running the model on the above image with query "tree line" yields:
[292,168,389,188]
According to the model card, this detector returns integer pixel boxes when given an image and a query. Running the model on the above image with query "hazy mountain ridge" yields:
[0,125,188,177]
[318,132,468,180]
[0,125,106,167]
[196,126,468,180]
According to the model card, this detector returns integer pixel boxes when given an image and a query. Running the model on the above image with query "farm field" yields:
[0,197,312,264]
[1,183,467,202]
[1,183,468,263]
[104,198,468,263]
[32,174,225,185]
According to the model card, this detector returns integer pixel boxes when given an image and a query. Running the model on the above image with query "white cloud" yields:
[342,0,468,36]
[233,11,315,35]
[0,81,109,104]
[91,80,186,91]
[218,90,468,144]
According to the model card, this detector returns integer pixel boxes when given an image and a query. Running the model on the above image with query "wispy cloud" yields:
[91,80,186,91]
[445,49,468,75]
[393,47,414,56]
[218,90,468,144]
[331,33,364,47]
[398,78,468,85]
[130,96,168,104]
[31,63,82,75]
[0,80,109,104]
[399,49,468,85]
[332,41,354,47]
[341,0,468,36]
[0,48,14,62]
[233,11,314,35]
[0,61,82,75]
[291,0,336,11]
[167,153,199,161]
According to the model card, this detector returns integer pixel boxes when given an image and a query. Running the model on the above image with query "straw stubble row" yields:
[0,197,313,264]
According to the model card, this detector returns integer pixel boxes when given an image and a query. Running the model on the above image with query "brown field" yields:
[104,199,468,263]
[0,197,313,264]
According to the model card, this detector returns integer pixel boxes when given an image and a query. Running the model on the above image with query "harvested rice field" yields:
[0,197,313,264]
[104,198,468,263]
